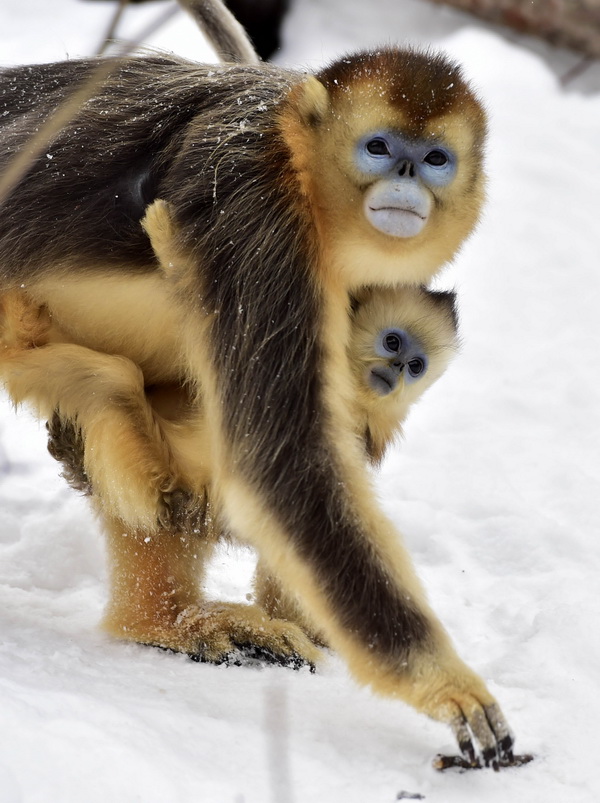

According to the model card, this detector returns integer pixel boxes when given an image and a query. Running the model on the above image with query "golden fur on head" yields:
[350,286,459,463]
[287,49,487,289]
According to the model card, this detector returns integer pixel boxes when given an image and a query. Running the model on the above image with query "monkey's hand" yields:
[46,410,183,531]
[405,650,524,771]
[47,413,92,495]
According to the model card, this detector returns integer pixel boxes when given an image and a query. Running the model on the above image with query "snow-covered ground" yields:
[1,1,600,801]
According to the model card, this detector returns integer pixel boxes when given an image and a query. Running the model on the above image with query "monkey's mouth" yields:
[370,206,424,218]
[367,206,427,238]
[368,366,397,397]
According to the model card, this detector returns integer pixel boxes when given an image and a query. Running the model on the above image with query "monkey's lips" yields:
[367,206,427,238]
[367,365,398,396]
[364,181,432,238]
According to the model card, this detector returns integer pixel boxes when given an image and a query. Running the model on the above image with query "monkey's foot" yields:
[177,602,320,668]
[109,601,321,668]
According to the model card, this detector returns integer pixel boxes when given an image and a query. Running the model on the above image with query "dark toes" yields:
[188,643,315,671]
[232,642,315,671]
[498,734,515,762]
[434,751,534,773]
[482,746,499,771]
[451,716,476,763]
[445,702,530,772]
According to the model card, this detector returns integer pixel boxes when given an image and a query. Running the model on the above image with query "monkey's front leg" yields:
[222,471,515,767]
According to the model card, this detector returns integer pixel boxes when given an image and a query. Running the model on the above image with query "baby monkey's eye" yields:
[408,358,426,377]
[423,149,448,166]
[366,138,391,156]
[383,332,401,352]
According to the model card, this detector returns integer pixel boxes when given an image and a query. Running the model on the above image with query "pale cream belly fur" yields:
[26,270,187,384]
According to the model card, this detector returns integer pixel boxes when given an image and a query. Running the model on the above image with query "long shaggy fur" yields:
[0,46,514,762]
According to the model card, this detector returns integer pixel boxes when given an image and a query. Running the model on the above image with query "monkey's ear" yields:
[428,289,458,317]
[294,76,329,126]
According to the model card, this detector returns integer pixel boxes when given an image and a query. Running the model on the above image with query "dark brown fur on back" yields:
[0,58,296,277]
[0,54,431,662]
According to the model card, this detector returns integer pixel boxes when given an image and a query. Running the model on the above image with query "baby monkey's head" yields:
[349,285,459,462]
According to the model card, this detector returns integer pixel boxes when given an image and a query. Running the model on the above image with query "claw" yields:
[498,734,515,762]
[482,746,499,771]
[446,699,529,772]
[451,715,476,762]
[434,752,534,773]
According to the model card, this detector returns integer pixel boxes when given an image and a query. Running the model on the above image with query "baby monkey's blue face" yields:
[368,327,428,396]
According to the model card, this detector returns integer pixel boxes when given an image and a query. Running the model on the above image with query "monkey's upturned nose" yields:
[398,160,416,178]
[392,360,405,373]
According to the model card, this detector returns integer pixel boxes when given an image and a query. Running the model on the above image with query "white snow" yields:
[1,0,600,801]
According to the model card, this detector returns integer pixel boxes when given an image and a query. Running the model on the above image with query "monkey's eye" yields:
[366,138,391,157]
[383,332,401,353]
[423,150,448,167]
[408,358,426,377]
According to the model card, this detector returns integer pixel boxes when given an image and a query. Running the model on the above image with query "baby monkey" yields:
[350,284,458,465]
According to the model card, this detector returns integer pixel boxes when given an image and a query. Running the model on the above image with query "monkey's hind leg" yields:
[102,511,320,668]
[0,342,186,530]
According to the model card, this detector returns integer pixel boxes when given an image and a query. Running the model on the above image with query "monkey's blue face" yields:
[367,327,428,396]
[356,131,457,238]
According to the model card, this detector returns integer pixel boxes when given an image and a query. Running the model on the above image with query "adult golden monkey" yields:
[0,38,516,767]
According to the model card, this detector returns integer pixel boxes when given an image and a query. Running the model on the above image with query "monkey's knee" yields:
[46,411,204,529]
[0,289,52,351]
